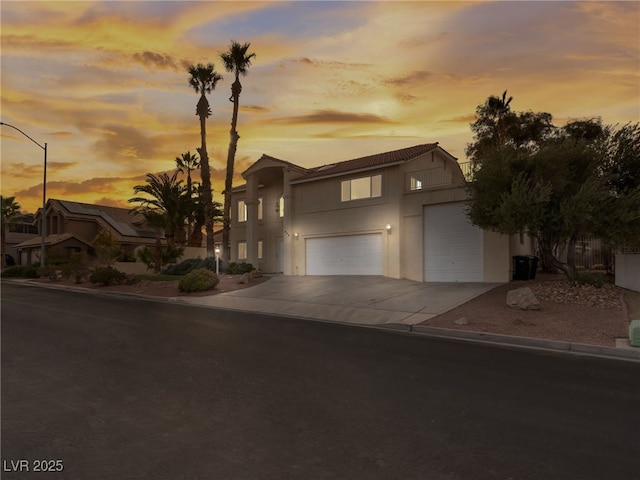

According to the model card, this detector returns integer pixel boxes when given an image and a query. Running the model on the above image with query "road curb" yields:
[5,278,639,361]
[409,325,640,361]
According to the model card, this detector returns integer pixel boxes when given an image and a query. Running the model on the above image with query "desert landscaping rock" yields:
[419,274,628,347]
[507,287,540,310]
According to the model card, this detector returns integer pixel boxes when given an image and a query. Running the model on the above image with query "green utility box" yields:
[629,320,640,348]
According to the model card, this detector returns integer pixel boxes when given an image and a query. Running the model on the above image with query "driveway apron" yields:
[179,276,500,326]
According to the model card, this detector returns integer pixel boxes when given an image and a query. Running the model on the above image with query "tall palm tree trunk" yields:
[197,102,215,258]
[222,79,242,262]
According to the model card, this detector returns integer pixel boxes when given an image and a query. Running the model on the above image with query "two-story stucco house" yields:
[230,143,515,283]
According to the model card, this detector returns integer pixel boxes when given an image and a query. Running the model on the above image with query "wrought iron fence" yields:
[457,161,474,182]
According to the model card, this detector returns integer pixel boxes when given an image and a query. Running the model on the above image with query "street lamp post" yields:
[0,122,47,267]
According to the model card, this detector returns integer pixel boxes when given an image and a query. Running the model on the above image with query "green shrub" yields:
[1,265,39,278]
[227,262,253,275]
[89,266,128,286]
[163,258,202,275]
[60,251,89,284]
[125,274,141,285]
[163,257,223,275]
[200,256,221,272]
[178,268,219,293]
[46,246,71,266]
[135,245,155,270]
[576,271,605,288]
[136,244,185,271]
[39,265,61,281]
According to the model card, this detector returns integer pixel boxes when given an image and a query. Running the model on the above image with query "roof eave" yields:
[289,160,407,185]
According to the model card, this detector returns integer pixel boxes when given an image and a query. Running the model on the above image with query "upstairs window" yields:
[238,200,247,223]
[341,175,382,202]
[238,198,263,222]
[278,196,285,218]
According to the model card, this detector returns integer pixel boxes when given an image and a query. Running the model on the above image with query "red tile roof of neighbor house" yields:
[290,143,442,183]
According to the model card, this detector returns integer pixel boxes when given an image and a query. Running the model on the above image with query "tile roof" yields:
[16,232,90,248]
[291,143,440,183]
[45,199,158,242]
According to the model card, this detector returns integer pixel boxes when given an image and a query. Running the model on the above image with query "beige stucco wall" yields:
[483,230,510,282]
[231,150,511,283]
[615,254,640,293]
[290,165,401,277]
[231,182,286,272]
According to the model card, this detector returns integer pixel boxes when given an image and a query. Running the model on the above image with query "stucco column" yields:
[245,173,259,268]
[282,169,293,275]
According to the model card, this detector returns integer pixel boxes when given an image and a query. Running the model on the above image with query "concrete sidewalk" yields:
[178,275,500,326]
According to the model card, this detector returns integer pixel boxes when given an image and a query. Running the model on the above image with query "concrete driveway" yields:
[180,276,501,326]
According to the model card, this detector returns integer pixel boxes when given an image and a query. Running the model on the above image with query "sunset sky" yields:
[1,0,638,213]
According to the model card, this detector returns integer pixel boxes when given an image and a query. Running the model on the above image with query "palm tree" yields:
[129,172,187,245]
[220,41,256,261]
[189,183,224,248]
[187,63,222,257]
[1,195,21,269]
[486,90,513,146]
[175,151,200,243]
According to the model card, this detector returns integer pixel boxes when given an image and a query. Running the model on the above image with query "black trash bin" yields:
[528,255,539,280]
[512,255,531,280]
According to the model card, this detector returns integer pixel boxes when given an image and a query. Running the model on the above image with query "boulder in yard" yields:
[507,287,540,310]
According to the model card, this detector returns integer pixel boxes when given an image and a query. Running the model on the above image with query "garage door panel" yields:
[424,203,483,282]
[306,234,383,275]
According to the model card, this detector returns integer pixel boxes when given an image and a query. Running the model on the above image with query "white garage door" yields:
[424,203,483,282]
[306,234,383,275]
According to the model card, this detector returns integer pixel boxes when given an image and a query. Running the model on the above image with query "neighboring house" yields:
[16,199,158,265]
[4,213,39,265]
[230,143,515,283]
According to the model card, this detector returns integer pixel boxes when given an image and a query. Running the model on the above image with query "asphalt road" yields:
[2,282,639,480]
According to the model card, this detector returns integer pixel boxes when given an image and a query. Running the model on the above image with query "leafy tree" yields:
[599,122,640,194]
[466,94,640,282]
[1,196,21,269]
[220,41,256,262]
[466,90,553,165]
[187,63,223,258]
[92,229,123,266]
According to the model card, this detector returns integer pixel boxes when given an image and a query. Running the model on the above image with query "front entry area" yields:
[424,202,483,282]
[305,234,383,275]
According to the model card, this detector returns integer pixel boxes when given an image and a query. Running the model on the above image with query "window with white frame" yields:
[410,176,423,191]
[239,198,263,222]
[237,241,247,260]
[238,200,247,223]
[278,195,284,218]
[341,174,382,202]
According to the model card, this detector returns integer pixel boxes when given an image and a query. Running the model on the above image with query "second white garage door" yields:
[306,234,383,275]
[424,203,483,282]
